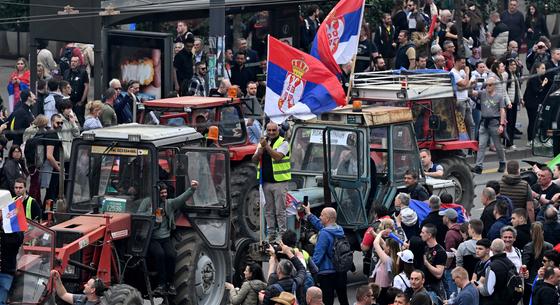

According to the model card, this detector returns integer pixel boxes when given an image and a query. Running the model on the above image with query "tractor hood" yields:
[287,187,328,208]
[50,213,131,241]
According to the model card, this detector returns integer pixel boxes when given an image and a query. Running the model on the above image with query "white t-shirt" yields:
[392,272,411,292]
[451,68,469,101]
[505,247,522,271]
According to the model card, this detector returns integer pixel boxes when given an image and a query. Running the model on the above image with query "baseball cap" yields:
[439,208,458,220]
[397,249,414,264]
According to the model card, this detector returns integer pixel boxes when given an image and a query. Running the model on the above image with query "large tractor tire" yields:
[439,157,475,210]
[101,284,143,305]
[173,230,230,305]
[231,162,260,240]
[232,237,257,287]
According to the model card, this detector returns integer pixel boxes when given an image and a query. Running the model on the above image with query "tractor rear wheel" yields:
[231,162,260,240]
[101,284,143,305]
[173,230,230,305]
[439,157,475,211]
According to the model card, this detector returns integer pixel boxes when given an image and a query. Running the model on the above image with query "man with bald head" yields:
[252,122,291,242]
[306,286,324,305]
[303,205,349,305]
[478,239,518,305]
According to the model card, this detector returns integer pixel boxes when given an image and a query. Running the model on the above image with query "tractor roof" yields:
[308,105,413,126]
[352,70,455,100]
[143,96,238,109]
[81,123,203,145]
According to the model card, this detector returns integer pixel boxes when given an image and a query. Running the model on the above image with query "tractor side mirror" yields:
[429,115,441,130]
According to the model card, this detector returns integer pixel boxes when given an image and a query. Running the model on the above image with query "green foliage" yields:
[0,0,29,31]
[365,0,395,28]
[547,0,560,14]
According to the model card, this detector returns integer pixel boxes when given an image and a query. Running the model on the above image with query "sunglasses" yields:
[200,67,207,71]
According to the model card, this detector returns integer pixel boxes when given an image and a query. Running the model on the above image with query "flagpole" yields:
[346,54,357,104]
[346,0,366,104]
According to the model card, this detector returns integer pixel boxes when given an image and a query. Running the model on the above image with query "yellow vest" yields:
[257,136,291,182]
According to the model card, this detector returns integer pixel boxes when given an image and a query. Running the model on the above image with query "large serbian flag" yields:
[310,0,366,76]
[0,191,27,233]
[409,199,470,224]
[265,36,346,123]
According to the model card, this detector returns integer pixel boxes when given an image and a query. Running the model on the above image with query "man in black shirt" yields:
[531,267,560,305]
[420,195,448,245]
[231,51,256,95]
[300,5,320,53]
[173,41,194,93]
[532,167,560,209]
[420,223,447,301]
[404,170,429,201]
[9,89,35,145]
[480,187,498,237]
[63,56,89,125]
[410,270,433,305]
[500,0,524,45]
[174,21,194,44]
[473,239,491,305]
[44,114,64,203]
[355,26,378,73]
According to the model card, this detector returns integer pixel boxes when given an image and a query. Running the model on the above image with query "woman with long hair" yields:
[225,263,267,305]
[392,249,415,298]
[526,4,549,49]
[372,228,401,305]
[2,145,29,196]
[523,62,548,146]
[83,100,104,131]
[7,57,30,113]
[505,59,521,149]
[523,222,553,281]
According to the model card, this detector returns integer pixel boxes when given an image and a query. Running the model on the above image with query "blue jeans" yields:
[0,273,14,305]
[444,269,457,296]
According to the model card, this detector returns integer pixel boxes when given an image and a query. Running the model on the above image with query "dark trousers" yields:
[148,237,176,286]
[45,172,59,203]
[526,106,538,141]
[318,272,349,305]
[505,103,518,147]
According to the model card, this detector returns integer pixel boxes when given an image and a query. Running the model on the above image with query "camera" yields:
[259,241,282,255]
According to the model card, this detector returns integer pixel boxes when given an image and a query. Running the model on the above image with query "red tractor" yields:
[140,96,263,240]
[353,70,478,210]
[9,124,233,305]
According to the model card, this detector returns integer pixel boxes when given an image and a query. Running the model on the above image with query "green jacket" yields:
[151,188,195,239]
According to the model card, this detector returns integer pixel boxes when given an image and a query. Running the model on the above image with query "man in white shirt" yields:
[500,226,522,271]
[451,57,475,140]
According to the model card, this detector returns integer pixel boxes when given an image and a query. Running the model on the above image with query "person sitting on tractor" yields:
[50,270,106,305]
[419,149,444,178]
[146,180,199,295]
[403,170,430,201]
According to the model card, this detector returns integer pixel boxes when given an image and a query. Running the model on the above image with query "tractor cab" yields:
[140,96,263,147]
[289,106,454,230]
[350,70,477,209]
[12,124,232,305]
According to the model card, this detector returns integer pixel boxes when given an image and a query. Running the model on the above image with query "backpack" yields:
[59,47,74,76]
[496,259,524,304]
[271,281,299,305]
[24,131,46,169]
[328,232,353,273]
[393,274,414,299]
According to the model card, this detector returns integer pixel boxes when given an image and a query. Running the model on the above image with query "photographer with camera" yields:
[261,241,307,305]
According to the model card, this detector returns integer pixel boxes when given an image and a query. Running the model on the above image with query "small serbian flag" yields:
[310,0,366,76]
[1,192,28,233]
[266,36,346,123]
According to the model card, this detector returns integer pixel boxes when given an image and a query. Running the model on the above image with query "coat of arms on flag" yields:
[278,59,309,113]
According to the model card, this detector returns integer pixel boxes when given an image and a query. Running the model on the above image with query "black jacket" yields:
[406,183,429,201]
[481,201,497,238]
[0,231,24,275]
[513,223,531,249]
[420,211,448,246]
[532,280,559,305]
[262,256,307,305]
[487,253,517,305]
[2,158,27,195]
[9,103,34,145]
[374,24,397,58]
[543,221,560,247]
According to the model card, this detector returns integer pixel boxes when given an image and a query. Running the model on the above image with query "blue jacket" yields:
[114,93,133,124]
[487,216,510,241]
[307,214,345,274]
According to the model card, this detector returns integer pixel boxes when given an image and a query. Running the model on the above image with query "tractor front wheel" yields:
[173,230,230,305]
[101,284,143,305]
[439,157,475,211]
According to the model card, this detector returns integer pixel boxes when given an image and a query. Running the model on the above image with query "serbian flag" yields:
[310,0,366,76]
[409,199,470,224]
[266,36,346,123]
[0,192,28,233]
